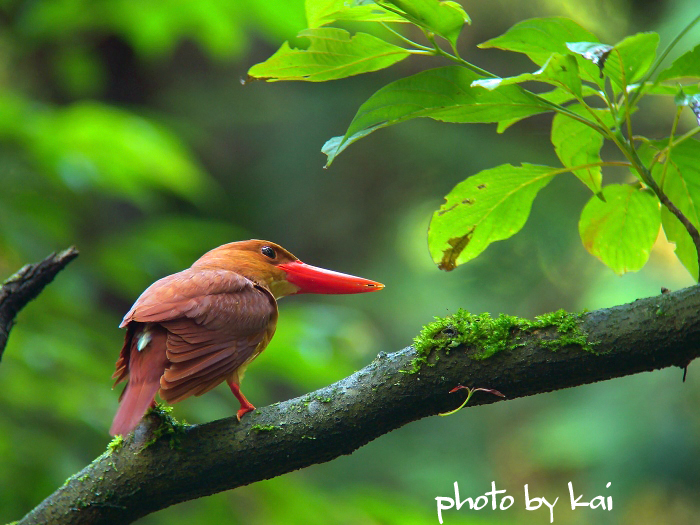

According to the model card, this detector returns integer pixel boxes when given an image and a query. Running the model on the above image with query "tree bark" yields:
[0,247,79,362]
[15,283,700,525]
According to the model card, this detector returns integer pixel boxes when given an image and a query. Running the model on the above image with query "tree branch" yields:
[18,284,700,525]
[0,247,79,362]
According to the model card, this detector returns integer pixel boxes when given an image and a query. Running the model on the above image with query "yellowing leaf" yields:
[578,184,660,274]
[428,163,560,270]
[641,139,700,280]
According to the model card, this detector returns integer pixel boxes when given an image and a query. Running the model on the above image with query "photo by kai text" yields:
[436,481,613,523]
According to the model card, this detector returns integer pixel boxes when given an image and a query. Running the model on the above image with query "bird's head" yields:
[193,240,384,299]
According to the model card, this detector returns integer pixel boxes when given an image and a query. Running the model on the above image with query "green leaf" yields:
[657,44,700,82]
[578,184,660,275]
[473,53,582,98]
[608,32,659,89]
[551,104,613,194]
[568,33,659,91]
[641,139,700,280]
[479,17,602,84]
[306,0,407,28]
[645,84,700,96]
[376,0,469,47]
[323,66,552,164]
[247,27,409,82]
[428,163,560,270]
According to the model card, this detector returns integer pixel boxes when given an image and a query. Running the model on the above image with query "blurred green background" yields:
[1,0,699,523]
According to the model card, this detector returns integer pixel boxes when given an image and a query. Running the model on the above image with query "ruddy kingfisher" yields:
[110,240,383,436]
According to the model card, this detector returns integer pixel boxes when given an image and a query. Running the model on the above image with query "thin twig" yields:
[0,247,79,361]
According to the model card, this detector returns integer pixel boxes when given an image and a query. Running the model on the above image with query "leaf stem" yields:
[627,134,700,274]
[566,160,632,172]
[425,35,608,134]
[649,126,700,169]
[380,22,434,51]
[614,129,700,272]
[628,13,700,108]
[668,126,700,148]
[655,106,682,180]
[615,48,636,154]
[426,32,495,77]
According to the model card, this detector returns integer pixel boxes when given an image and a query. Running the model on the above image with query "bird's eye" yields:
[261,246,276,259]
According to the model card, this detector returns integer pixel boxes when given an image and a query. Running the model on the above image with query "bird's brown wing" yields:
[122,268,278,403]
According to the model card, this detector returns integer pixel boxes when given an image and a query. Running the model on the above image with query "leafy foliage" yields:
[250,1,700,280]
[247,28,410,81]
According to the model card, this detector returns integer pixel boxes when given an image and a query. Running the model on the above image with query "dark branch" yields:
[18,284,700,525]
[648,174,700,275]
[0,247,79,361]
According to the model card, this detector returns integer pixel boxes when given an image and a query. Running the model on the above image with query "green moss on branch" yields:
[408,308,595,373]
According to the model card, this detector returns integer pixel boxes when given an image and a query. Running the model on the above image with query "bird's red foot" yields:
[228,380,256,420]
[236,404,255,420]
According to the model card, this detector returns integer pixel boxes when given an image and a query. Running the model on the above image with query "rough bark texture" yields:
[16,284,700,525]
[0,247,79,361]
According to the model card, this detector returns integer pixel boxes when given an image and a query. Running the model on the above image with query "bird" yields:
[109,239,383,436]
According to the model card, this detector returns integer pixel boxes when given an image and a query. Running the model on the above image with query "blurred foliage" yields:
[1,0,699,524]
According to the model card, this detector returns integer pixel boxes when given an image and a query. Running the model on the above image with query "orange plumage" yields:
[110,240,383,436]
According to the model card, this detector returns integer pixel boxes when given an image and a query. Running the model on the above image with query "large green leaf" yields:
[479,17,602,85]
[473,53,582,98]
[376,0,469,47]
[641,139,700,280]
[306,0,406,28]
[323,66,552,164]
[247,27,409,82]
[609,32,658,85]
[428,163,560,270]
[551,104,613,194]
[578,184,660,275]
[657,44,700,82]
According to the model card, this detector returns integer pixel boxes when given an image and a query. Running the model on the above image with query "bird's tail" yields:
[110,323,169,436]
[109,380,160,436]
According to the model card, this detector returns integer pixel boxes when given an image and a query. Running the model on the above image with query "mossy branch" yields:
[0,247,79,362]
[17,284,700,525]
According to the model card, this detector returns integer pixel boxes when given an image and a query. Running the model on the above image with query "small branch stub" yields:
[0,247,79,361]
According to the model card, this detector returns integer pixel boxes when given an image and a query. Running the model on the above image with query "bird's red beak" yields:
[277,260,384,294]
